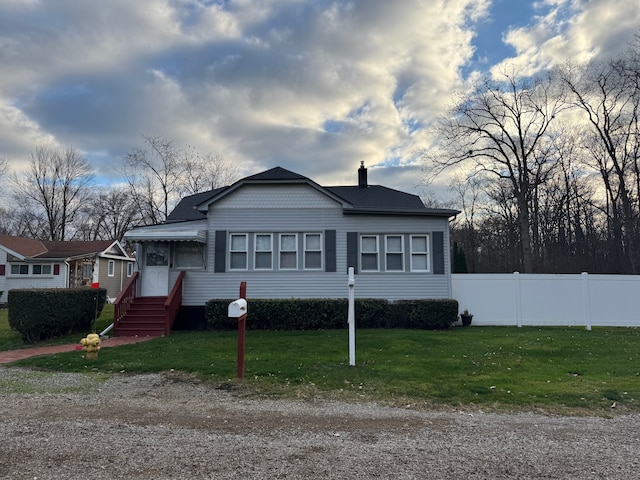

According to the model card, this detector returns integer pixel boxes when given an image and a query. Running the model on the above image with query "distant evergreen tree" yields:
[453,241,468,273]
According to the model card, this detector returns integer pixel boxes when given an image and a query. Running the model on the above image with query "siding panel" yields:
[215,185,340,209]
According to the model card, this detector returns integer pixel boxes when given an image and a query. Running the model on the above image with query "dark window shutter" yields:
[53,264,60,275]
[432,231,445,274]
[347,232,358,274]
[324,230,336,272]
[0,264,5,276]
[214,230,227,273]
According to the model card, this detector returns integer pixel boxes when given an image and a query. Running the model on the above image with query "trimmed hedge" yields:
[205,298,458,331]
[8,288,107,343]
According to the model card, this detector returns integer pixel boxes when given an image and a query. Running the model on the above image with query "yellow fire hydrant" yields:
[80,333,101,360]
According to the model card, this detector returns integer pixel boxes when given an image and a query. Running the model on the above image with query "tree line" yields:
[0,135,237,241]
[426,34,640,274]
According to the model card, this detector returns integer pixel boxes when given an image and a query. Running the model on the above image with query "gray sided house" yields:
[0,236,135,303]
[119,165,458,336]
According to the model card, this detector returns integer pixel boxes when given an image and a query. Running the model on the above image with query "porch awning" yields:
[123,230,207,243]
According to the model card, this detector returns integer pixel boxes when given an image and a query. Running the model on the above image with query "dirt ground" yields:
[1,368,639,479]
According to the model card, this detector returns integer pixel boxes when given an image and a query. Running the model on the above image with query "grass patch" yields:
[5,325,640,413]
[0,368,111,394]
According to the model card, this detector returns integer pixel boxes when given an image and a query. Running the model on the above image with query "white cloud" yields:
[3,0,634,200]
[495,0,640,76]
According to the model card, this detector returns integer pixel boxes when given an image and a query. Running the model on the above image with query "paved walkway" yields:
[0,336,155,364]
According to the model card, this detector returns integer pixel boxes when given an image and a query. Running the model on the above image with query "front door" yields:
[142,242,170,296]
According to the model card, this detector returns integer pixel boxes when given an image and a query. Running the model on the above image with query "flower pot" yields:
[460,314,473,327]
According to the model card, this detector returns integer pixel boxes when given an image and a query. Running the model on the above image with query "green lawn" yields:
[3,312,639,413]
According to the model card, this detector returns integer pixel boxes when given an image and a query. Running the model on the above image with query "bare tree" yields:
[97,187,140,241]
[449,173,484,272]
[72,187,140,241]
[11,146,94,241]
[559,47,640,273]
[123,135,182,225]
[424,67,569,272]
[180,148,238,196]
[123,135,237,225]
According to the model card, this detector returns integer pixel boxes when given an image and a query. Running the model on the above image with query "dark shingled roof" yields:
[36,240,115,259]
[166,187,227,223]
[0,235,47,257]
[164,166,459,221]
[326,185,425,210]
[242,166,309,182]
[0,236,120,260]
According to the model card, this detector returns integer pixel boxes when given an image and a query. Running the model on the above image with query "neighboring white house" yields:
[0,236,135,302]
[123,164,459,307]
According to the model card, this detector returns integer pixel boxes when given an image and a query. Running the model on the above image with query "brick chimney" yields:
[358,161,368,188]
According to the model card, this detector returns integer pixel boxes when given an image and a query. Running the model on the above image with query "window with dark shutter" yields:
[346,232,358,274]
[324,230,336,272]
[432,231,445,274]
[214,230,227,273]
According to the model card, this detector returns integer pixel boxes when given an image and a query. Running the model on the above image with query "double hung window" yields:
[255,234,273,269]
[304,233,322,270]
[410,235,430,272]
[279,234,297,270]
[230,234,248,270]
[385,235,404,271]
[360,235,379,271]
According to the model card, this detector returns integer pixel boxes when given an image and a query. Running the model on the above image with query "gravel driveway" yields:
[1,367,639,479]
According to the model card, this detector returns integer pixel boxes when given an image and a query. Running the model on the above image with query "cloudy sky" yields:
[1,0,639,198]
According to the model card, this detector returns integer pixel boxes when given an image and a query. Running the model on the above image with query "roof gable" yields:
[194,166,348,213]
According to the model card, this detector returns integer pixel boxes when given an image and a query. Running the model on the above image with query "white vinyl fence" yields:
[451,273,640,328]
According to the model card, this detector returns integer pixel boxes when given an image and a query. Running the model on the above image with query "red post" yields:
[237,281,247,381]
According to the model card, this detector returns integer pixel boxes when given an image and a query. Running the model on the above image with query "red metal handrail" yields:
[164,271,185,335]
[114,272,138,332]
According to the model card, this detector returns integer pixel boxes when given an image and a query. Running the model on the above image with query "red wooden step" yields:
[115,296,168,337]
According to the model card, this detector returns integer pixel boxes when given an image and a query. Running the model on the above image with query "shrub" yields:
[389,299,459,329]
[353,299,390,328]
[205,298,458,331]
[206,298,348,330]
[8,288,107,343]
